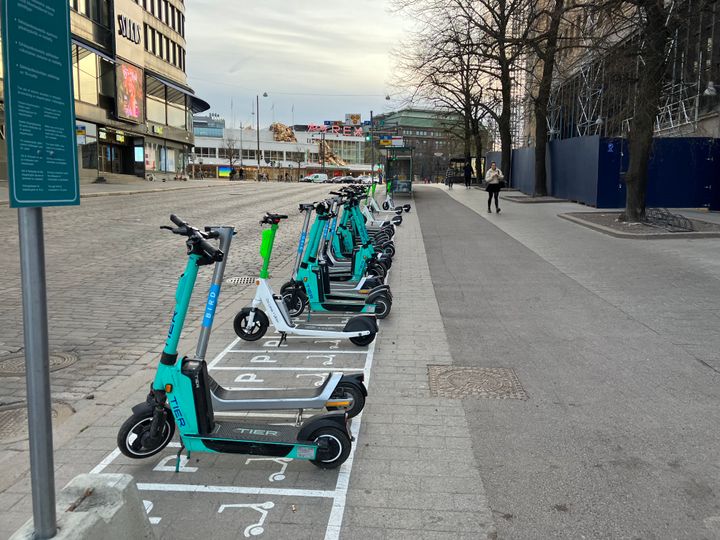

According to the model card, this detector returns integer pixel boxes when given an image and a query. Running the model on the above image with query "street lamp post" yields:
[370,110,375,182]
[256,92,267,181]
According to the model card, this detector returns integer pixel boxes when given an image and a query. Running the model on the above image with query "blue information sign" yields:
[1,0,79,207]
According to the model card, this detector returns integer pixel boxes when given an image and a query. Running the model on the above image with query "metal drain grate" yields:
[225,276,256,285]
[0,352,78,377]
[0,402,75,443]
[427,366,528,400]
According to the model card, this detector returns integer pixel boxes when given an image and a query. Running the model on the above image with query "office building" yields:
[0,0,210,182]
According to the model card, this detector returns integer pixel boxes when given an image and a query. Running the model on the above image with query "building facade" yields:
[0,0,209,183]
[371,109,471,181]
[190,117,371,180]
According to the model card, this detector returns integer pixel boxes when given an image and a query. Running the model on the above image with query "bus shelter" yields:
[385,146,413,195]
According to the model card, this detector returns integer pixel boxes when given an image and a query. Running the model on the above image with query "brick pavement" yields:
[0,184,497,539]
[0,183,330,533]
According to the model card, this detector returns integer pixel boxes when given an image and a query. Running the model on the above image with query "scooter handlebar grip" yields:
[170,214,187,228]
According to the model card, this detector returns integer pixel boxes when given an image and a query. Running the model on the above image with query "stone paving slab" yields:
[420,184,720,539]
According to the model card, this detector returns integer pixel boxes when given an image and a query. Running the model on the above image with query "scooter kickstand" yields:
[174,442,185,473]
[278,332,287,347]
[295,408,304,427]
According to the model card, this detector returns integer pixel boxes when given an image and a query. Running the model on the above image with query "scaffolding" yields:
[546,0,718,140]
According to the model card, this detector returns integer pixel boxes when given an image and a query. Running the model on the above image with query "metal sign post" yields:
[2,0,80,537]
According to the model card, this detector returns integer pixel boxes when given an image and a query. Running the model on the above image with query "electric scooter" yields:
[117,215,353,469]
[233,213,378,346]
[280,200,392,318]
[186,222,367,418]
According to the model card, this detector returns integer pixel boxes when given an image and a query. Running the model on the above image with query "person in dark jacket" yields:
[463,161,472,189]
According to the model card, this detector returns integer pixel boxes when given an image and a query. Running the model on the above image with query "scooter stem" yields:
[195,226,234,361]
[259,224,278,279]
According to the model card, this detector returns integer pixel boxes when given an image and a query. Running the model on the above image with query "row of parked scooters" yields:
[117,184,410,470]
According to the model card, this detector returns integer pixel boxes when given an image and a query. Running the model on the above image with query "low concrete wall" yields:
[11,474,156,540]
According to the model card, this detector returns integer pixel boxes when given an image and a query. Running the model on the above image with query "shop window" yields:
[168,103,186,128]
[74,45,99,106]
[147,97,166,124]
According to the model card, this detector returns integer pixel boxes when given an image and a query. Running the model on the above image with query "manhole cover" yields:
[0,352,78,377]
[225,276,256,285]
[0,402,75,443]
[427,366,528,400]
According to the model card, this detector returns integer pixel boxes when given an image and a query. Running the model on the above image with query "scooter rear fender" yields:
[339,373,368,397]
[297,412,349,441]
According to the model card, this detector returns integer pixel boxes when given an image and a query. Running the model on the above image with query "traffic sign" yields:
[1,0,79,207]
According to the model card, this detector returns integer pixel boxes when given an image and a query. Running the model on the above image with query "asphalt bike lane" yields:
[90,309,376,540]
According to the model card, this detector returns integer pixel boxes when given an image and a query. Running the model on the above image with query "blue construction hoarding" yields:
[488,136,720,210]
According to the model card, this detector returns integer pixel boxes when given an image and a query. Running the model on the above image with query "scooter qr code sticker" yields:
[297,447,315,459]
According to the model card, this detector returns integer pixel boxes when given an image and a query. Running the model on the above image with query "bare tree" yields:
[220,137,241,174]
[393,3,498,176]
[395,0,536,178]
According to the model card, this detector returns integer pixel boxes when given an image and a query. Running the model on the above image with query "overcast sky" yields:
[184,0,413,128]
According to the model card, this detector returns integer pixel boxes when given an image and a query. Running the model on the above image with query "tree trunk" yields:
[473,124,484,181]
[499,64,514,184]
[533,0,564,197]
[623,2,671,221]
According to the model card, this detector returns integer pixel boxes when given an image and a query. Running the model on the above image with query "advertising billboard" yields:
[116,62,144,123]
[345,113,362,126]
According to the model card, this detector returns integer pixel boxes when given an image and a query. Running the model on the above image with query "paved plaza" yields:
[2,181,720,538]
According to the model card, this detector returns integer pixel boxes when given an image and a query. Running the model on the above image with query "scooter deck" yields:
[185,420,317,458]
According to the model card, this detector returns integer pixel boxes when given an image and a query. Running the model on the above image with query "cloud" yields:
[184,0,411,125]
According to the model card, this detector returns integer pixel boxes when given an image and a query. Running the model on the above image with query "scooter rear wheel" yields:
[328,383,366,418]
[234,307,269,341]
[282,289,308,317]
[117,409,175,459]
[372,294,392,320]
[310,427,352,469]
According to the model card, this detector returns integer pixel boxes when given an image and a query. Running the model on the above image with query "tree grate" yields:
[427,366,528,400]
[0,352,78,377]
[225,276,256,286]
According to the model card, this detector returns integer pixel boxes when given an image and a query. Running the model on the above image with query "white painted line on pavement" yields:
[89,448,122,474]
[324,337,376,540]
[209,366,362,372]
[207,337,241,369]
[137,482,335,499]
[228,349,367,354]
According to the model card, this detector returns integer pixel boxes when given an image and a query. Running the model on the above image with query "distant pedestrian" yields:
[463,161,472,189]
[445,166,453,190]
[484,161,504,213]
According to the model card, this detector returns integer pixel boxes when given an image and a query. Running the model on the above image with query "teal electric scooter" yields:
[117,215,352,469]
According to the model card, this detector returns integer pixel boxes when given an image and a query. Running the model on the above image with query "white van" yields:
[301,173,329,183]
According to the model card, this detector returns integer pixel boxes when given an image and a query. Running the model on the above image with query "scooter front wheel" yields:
[310,427,352,469]
[117,409,175,459]
[234,307,269,341]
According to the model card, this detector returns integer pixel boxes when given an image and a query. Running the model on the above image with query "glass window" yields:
[242,149,257,160]
[147,96,166,124]
[168,103,186,128]
[77,47,98,105]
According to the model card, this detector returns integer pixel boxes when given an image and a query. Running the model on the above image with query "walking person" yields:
[484,161,504,213]
[445,166,454,190]
[463,161,472,189]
